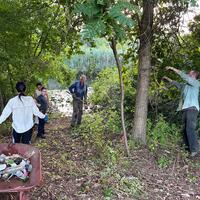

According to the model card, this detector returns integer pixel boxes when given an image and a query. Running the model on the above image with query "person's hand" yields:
[165,66,174,71]
[165,66,180,74]
[44,114,48,122]
[72,93,76,98]
[162,76,172,82]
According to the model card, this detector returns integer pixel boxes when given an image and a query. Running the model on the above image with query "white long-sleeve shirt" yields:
[0,95,45,133]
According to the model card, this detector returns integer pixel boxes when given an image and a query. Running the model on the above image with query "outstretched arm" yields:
[165,66,180,74]
[162,76,183,89]
[0,100,12,124]
[162,76,173,83]
[166,66,200,87]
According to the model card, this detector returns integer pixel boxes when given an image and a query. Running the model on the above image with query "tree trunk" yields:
[132,0,155,144]
[111,38,130,157]
[7,65,15,95]
[0,89,4,112]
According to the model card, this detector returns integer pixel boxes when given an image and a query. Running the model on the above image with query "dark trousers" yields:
[182,108,199,153]
[12,128,32,144]
[38,118,45,136]
[71,98,83,126]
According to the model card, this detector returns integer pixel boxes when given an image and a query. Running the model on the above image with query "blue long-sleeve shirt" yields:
[69,81,87,100]
[171,71,200,111]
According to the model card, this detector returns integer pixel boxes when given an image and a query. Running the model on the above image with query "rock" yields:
[48,88,93,116]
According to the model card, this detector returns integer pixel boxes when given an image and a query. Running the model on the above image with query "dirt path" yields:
[1,116,200,200]
[29,116,103,200]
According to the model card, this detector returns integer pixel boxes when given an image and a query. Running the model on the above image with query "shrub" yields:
[147,115,181,154]
[90,67,119,107]
[73,109,121,163]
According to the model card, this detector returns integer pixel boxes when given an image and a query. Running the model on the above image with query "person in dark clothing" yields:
[37,87,48,139]
[69,74,88,127]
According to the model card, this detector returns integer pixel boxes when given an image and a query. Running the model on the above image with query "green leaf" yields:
[112,23,126,41]
[74,2,100,18]
[82,19,106,38]
[108,1,137,28]
[97,0,106,5]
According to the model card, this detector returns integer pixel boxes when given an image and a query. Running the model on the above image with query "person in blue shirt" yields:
[163,66,200,157]
[69,75,88,127]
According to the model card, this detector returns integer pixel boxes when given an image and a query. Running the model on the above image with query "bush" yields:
[147,115,181,168]
[147,115,181,154]
[73,109,121,163]
[90,67,119,107]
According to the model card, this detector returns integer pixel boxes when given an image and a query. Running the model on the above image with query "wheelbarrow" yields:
[0,143,42,200]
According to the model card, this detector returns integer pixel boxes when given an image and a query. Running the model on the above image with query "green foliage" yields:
[147,115,182,168]
[128,137,141,151]
[157,155,172,169]
[90,67,119,106]
[83,19,106,38]
[119,176,143,198]
[0,0,81,102]
[75,1,100,18]
[108,2,137,28]
[73,109,121,163]
[41,54,76,88]
[100,165,145,199]
[187,172,197,183]
[147,115,181,153]
[75,0,139,40]
[90,65,136,129]
[123,66,137,122]
[103,187,113,199]
[0,122,11,136]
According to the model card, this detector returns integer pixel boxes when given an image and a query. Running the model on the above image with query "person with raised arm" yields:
[163,67,200,157]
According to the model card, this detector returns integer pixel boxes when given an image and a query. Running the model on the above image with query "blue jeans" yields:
[38,118,45,136]
[12,128,32,144]
[182,108,199,153]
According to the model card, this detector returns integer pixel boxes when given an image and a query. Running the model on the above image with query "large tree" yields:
[0,0,80,104]
[132,0,154,144]
[132,0,197,144]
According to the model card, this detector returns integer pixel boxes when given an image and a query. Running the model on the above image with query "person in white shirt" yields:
[0,82,47,144]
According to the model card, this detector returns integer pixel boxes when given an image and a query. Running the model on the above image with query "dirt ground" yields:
[1,116,200,200]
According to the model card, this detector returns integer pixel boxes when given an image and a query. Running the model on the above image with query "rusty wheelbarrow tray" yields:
[0,143,42,200]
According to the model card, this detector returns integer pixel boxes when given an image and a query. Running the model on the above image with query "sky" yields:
[181,0,200,33]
